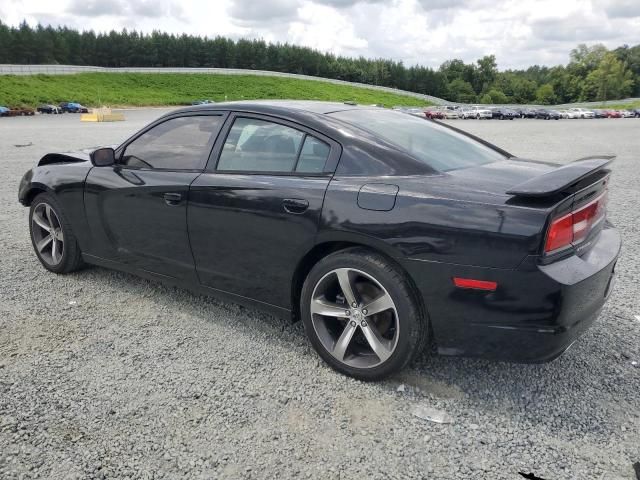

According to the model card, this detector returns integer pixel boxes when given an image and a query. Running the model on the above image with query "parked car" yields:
[17,101,620,380]
[634,108,640,118]
[604,110,622,118]
[6,107,36,116]
[469,106,492,119]
[569,108,595,119]
[559,109,579,119]
[520,108,537,118]
[424,108,445,120]
[0,106,9,117]
[458,108,474,119]
[535,109,561,120]
[436,106,460,119]
[490,107,517,120]
[192,100,215,105]
[620,109,634,118]
[440,108,460,119]
[37,104,61,114]
[592,109,608,119]
[59,102,89,113]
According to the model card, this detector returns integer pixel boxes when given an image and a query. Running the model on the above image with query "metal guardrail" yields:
[555,98,640,107]
[0,64,452,105]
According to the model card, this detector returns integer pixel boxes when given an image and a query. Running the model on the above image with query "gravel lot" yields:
[1,111,639,480]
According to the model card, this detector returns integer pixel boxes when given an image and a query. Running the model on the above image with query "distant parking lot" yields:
[1,111,639,479]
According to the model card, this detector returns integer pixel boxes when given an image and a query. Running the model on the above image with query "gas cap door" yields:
[357,183,399,211]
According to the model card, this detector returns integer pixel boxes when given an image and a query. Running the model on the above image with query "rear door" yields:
[188,113,341,309]
[84,112,226,281]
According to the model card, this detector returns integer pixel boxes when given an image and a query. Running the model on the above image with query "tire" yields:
[29,192,84,274]
[300,248,427,381]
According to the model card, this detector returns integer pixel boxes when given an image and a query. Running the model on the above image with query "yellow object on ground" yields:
[81,108,125,122]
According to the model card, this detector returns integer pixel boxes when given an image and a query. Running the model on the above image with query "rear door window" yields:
[217,117,330,174]
[296,136,331,173]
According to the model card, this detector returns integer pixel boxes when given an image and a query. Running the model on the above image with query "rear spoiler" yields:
[506,156,614,197]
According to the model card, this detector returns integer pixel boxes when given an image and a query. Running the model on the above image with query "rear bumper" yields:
[405,226,620,362]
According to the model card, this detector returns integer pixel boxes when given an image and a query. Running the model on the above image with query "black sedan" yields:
[490,107,517,120]
[535,108,561,120]
[37,104,61,114]
[18,101,620,380]
[520,108,537,118]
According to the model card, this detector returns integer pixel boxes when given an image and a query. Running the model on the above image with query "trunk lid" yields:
[447,156,613,259]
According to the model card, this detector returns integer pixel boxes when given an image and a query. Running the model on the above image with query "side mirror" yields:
[91,147,116,167]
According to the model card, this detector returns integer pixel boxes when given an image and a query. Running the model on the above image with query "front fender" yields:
[17,162,94,254]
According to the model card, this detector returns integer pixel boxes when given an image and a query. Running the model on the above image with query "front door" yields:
[84,113,226,281]
[188,113,340,309]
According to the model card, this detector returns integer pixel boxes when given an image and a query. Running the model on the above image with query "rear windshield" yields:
[329,109,506,172]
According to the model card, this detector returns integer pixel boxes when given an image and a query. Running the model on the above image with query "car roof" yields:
[172,100,377,116]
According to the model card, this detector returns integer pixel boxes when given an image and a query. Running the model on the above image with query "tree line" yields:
[0,21,638,105]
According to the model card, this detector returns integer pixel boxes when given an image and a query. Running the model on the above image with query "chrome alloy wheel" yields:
[32,202,64,266]
[310,268,399,368]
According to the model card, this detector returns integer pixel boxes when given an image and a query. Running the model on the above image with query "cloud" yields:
[289,2,369,52]
[314,0,386,7]
[597,0,640,18]
[530,16,620,42]
[228,0,301,25]
[67,0,124,17]
[66,0,185,20]
[417,0,467,11]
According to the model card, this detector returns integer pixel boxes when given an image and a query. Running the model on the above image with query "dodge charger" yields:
[18,101,620,380]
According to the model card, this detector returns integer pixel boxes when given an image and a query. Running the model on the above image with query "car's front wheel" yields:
[301,248,426,380]
[29,193,84,274]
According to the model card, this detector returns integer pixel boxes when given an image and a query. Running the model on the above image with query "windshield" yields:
[329,109,506,172]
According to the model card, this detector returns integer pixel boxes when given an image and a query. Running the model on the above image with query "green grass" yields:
[0,73,432,108]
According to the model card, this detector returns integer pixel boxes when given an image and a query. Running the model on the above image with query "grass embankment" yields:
[0,73,432,108]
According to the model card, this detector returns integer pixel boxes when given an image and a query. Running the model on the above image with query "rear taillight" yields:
[544,191,608,254]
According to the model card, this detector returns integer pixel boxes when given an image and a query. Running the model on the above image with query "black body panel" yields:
[18,101,621,364]
[189,173,330,308]
[507,156,614,197]
[84,167,201,281]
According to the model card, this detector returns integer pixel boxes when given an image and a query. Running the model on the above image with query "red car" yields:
[425,109,445,119]
[604,110,621,118]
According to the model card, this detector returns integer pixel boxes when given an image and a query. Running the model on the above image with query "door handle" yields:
[282,198,309,214]
[163,192,182,205]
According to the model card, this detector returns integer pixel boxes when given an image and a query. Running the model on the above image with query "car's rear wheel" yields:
[301,248,426,380]
[29,193,84,274]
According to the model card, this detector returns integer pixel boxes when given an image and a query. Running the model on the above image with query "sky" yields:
[1,0,639,70]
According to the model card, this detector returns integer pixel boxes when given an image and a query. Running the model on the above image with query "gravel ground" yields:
[1,111,639,480]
